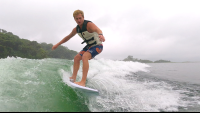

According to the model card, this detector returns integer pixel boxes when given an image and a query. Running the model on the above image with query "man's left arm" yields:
[87,22,105,42]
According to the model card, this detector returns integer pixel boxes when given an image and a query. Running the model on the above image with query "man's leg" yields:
[70,54,82,82]
[75,52,91,87]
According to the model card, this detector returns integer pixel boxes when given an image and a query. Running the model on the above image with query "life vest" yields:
[76,20,102,48]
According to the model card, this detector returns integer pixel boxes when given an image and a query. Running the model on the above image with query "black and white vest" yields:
[76,20,102,48]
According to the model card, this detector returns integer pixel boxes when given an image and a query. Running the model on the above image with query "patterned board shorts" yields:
[79,44,103,59]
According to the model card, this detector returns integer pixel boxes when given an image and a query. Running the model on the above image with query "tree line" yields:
[0,29,77,60]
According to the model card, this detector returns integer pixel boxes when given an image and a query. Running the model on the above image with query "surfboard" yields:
[68,81,99,94]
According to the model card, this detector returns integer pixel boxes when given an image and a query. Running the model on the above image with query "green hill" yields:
[0,29,77,60]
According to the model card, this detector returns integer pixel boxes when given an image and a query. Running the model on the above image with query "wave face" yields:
[0,57,199,112]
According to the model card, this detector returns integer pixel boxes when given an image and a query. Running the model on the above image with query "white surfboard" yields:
[69,81,99,94]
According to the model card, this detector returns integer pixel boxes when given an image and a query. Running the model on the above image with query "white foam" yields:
[64,58,187,112]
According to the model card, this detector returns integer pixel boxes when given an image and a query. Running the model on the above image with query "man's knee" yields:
[74,54,82,61]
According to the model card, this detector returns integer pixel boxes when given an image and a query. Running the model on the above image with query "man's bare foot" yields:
[74,81,85,87]
[69,76,75,83]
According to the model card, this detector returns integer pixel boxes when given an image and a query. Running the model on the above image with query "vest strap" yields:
[83,41,97,50]
[81,37,94,44]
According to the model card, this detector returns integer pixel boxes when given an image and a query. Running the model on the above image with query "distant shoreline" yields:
[122,55,199,63]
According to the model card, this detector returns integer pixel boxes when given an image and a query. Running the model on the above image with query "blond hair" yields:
[73,10,84,18]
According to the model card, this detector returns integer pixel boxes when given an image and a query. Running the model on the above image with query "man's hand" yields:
[52,44,59,50]
[99,35,105,42]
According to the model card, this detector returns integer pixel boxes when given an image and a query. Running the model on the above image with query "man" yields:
[52,10,105,87]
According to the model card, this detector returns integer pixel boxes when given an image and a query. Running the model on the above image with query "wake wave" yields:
[61,58,190,112]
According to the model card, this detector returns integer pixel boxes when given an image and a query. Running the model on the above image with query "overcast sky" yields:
[1,0,200,62]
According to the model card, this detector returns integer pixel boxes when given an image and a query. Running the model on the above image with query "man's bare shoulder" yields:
[87,22,98,32]
[72,27,77,32]
[87,21,96,27]
[69,27,77,37]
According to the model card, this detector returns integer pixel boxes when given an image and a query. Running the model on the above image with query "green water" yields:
[1,57,200,112]
[0,57,90,112]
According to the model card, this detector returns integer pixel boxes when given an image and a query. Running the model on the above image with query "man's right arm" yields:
[52,27,77,50]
